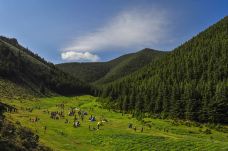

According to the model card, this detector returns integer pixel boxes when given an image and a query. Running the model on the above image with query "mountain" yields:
[0,36,91,98]
[57,62,109,83]
[57,48,167,85]
[100,16,228,124]
[95,49,167,85]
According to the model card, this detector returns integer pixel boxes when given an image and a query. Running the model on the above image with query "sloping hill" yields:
[57,62,110,83]
[100,16,228,123]
[57,48,166,84]
[0,36,91,98]
[95,49,166,84]
[0,79,39,99]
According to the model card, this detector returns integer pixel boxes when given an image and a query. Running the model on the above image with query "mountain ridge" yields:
[57,48,167,85]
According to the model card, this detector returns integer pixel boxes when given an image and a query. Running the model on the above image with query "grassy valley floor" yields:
[1,96,228,151]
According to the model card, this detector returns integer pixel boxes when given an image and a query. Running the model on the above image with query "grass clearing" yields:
[2,95,228,151]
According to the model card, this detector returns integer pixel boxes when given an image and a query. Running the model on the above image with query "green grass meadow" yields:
[2,96,228,151]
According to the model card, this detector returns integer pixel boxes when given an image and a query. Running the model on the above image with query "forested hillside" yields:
[0,37,91,97]
[100,16,228,124]
[57,48,166,84]
[95,49,166,85]
[57,62,110,83]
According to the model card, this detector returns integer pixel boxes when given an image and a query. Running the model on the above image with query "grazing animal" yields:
[73,121,80,128]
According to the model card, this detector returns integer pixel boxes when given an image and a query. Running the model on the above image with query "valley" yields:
[57,48,166,85]
[2,96,228,151]
[0,2,227,150]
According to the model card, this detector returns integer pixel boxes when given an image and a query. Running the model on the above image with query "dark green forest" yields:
[0,37,91,96]
[99,16,228,124]
[57,62,110,83]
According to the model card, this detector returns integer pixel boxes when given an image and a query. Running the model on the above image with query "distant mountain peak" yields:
[139,48,163,53]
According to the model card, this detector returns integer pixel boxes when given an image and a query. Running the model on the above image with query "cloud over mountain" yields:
[62,7,171,62]
[61,51,100,62]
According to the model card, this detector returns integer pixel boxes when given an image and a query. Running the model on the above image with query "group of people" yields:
[128,123,144,133]
[50,111,64,120]
[29,103,109,134]
[67,108,89,128]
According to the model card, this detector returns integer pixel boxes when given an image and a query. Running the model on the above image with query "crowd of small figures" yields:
[19,103,146,134]
[25,103,108,133]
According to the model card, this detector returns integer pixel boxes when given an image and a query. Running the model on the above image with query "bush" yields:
[18,127,39,149]
[1,121,16,138]
[0,119,50,151]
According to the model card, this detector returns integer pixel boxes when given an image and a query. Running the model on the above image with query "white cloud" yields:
[61,51,100,62]
[61,7,172,62]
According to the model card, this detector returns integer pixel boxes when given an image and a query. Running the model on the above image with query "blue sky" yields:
[0,0,227,63]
